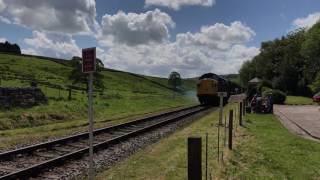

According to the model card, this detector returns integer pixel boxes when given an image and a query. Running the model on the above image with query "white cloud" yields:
[99,21,259,77]
[21,48,37,55]
[293,12,320,29]
[0,0,6,12]
[145,0,215,10]
[99,9,174,46]
[0,37,6,42]
[23,31,81,58]
[176,21,255,50]
[0,15,10,24]
[0,0,98,35]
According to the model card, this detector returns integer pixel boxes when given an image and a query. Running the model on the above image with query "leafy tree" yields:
[310,72,320,93]
[168,71,182,90]
[168,71,182,99]
[0,41,21,54]
[239,27,314,95]
[301,22,320,83]
[68,56,105,91]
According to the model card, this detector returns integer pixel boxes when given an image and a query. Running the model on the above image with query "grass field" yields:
[0,53,197,149]
[98,107,320,179]
[97,103,240,179]
[285,95,314,105]
[225,114,320,179]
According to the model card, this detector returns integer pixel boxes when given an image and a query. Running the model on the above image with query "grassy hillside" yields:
[0,53,197,132]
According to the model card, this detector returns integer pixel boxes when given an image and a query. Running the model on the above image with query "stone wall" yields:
[0,87,47,109]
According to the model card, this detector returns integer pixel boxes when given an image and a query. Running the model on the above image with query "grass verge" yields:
[225,114,320,179]
[98,107,320,179]
[285,95,314,105]
[97,103,239,180]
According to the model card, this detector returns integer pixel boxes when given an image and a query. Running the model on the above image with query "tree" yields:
[310,72,320,93]
[0,41,21,54]
[239,28,310,95]
[168,71,182,99]
[68,56,105,92]
[301,22,320,83]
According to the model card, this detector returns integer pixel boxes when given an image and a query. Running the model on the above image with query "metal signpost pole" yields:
[82,47,96,180]
[88,72,94,180]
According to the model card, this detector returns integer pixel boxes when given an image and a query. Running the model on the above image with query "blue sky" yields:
[0,0,319,77]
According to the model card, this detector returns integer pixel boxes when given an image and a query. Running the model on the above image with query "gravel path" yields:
[274,105,320,142]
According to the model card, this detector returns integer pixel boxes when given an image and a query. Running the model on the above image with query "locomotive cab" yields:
[197,73,233,106]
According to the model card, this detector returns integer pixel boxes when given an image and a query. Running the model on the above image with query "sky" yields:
[0,0,319,77]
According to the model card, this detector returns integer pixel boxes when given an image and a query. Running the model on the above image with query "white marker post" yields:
[217,92,227,125]
[82,47,96,180]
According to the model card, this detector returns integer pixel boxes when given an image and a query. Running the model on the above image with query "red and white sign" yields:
[82,47,96,73]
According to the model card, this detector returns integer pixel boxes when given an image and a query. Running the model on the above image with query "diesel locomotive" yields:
[197,73,239,105]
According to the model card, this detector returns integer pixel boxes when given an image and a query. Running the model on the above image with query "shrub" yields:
[258,80,273,92]
[261,86,272,93]
[263,89,286,104]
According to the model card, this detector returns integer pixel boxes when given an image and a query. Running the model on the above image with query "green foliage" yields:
[263,89,286,104]
[68,56,105,90]
[309,72,320,93]
[301,23,320,82]
[260,86,272,93]
[168,71,182,90]
[257,80,273,92]
[239,24,320,95]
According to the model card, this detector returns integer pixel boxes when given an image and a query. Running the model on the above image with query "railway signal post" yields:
[82,47,96,180]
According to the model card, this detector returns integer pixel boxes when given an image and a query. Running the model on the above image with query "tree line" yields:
[240,22,320,96]
[0,41,21,54]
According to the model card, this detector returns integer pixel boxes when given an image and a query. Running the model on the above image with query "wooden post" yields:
[188,137,202,180]
[217,123,220,162]
[243,99,246,116]
[239,102,243,126]
[228,110,233,150]
[205,133,208,180]
[224,115,227,147]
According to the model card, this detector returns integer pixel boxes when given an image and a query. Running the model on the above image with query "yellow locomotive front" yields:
[197,78,219,105]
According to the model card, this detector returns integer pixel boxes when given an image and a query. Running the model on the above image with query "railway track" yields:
[0,105,209,179]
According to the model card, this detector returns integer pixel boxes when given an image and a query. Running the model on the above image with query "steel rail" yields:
[0,105,208,180]
[0,105,200,160]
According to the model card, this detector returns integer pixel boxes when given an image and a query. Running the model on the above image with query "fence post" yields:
[205,133,208,180]
[224,115,227,147]
[228,110,233,150]
[239,102,243,126]
[243,99,246,116]
[188,137,202,180]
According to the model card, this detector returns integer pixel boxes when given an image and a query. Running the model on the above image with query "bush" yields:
[261,86,272,93]
[263,89,286,104]
[258,80,273,92]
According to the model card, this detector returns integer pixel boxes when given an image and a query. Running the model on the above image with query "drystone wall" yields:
[0,87,47,108]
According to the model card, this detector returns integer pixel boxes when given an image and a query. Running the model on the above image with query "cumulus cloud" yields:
[99,9,174,46]
[23,31,81,58]
[0,0,6,12]
[99,21,259,77]
[293,12,320,29]
[145,0,215,10]
[0,0,98,35]
[176,21,255,50]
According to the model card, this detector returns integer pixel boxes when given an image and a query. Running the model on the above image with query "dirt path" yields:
[274,105,320,142]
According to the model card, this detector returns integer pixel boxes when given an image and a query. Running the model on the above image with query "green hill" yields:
[0,53,197,132]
